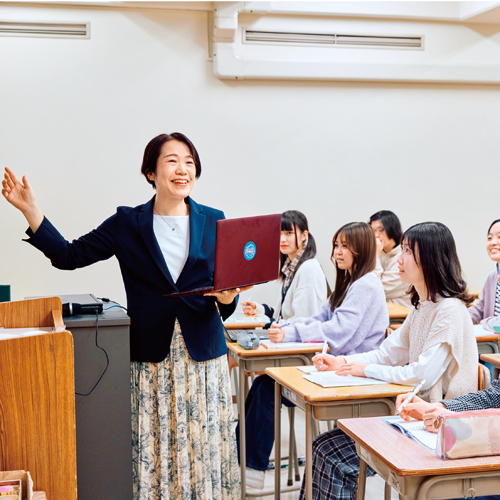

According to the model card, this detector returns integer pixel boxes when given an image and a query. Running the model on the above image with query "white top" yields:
[373,245,412,308]
[153,215,190,283]
[345,296,478,402]
[346,332,453,392]
[256,258,326,321]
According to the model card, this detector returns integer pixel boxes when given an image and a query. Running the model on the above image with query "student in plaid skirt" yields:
[300,222,479,500]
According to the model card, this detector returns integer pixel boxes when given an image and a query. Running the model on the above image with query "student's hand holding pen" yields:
[312,353,347,372]
[241,300,257,315]
[396,393,446,433]
[267,323,286,343]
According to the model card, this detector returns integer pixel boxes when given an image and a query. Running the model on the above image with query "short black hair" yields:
[369,210,403,245]
[141,132,202,189]
[488,219,500,234]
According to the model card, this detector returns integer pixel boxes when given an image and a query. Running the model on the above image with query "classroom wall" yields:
[1,2,499,308]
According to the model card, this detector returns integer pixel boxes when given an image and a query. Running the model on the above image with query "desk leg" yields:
[239,360,247,499]
[357,459,367,500]
[274,381,281,500]
[305,404,313,500]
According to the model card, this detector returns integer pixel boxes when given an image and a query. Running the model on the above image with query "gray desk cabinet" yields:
[62,297,133,500]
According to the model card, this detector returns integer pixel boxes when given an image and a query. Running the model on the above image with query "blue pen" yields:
[276,323,291,329]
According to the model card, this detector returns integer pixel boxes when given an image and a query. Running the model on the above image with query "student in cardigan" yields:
[369,210,411,308]
[302,221,479,500]
[2,134,244,500]
[236,210,327,489]
[398,384,500,500]
[469,219,500,335]
[240,222,388,490]
[241,210,326,324]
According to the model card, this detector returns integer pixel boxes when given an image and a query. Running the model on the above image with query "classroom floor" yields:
[234,390,400,500]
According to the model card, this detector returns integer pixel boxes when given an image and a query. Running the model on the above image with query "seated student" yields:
[241,210,326,324]
[369,210,412,308]
[301,221,479,500]
[238,221,388,489]
[398,384,500,500]
[469,219,500,334]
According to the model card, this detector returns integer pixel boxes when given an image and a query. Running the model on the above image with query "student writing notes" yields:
[2,134,244,500]
[300,222,478,500]
[398,385,500,500]
[369,210,411,308]
[238,222,388,490]
[469,219,500,334]
[236,210,326,489]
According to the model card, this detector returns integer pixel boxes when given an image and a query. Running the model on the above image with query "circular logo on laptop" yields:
[244,241,257,261]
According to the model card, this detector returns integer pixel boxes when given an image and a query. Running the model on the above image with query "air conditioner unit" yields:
[212,2,500,83]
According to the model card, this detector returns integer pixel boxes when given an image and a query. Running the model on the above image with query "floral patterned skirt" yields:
[131,320,240,500]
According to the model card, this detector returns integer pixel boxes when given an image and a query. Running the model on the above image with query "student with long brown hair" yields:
[302,222,478,500]
[238,222,388,489]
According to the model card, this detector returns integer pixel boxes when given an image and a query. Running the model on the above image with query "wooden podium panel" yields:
[0,298,77,500]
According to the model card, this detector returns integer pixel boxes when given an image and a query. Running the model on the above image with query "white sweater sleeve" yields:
[363,343,453,389]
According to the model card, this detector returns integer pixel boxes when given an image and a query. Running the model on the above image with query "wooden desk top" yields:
[476,333,500,343]
[467,286,481,299]
[480,352,500,367]
[338,417,500,477]
[227,342,322,358]
[265,366,413,403]
[387,302,410,320]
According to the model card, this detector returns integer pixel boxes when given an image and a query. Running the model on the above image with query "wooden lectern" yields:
[0,297,77,500]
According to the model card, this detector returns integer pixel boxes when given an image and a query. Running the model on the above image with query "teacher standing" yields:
[2,133,243,499]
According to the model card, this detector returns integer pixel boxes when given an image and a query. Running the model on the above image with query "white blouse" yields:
[344,332,454,392]
[153,215,190,283]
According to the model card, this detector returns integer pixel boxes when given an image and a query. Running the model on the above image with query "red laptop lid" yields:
[213,214,281,291]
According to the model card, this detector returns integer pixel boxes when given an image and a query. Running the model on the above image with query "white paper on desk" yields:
[224,312,270,324]
[473,324,493,337]
[0,327,53,340]
[261,340,321,349]
[304,372,388,388]
[297,366,317,373]
[383,416,437,451]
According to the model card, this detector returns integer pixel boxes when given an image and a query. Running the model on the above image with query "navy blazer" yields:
[25,196,236,362]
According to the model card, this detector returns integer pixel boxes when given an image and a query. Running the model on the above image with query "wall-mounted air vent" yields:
[243,30,423,50]
[0,21,90,39]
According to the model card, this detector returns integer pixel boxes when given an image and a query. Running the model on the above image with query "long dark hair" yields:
[329,222,376,311]
[368,210,403,245]
[403,222,474,308]
[279,211,317,281]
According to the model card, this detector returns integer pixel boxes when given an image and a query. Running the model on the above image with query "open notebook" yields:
[383,416,437,451]
[303,371,388,388]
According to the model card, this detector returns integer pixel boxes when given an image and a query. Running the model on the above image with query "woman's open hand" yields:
[334,361,367,377]
[312,353,346,372]
[205,286,252,305]
[2,167,43,231]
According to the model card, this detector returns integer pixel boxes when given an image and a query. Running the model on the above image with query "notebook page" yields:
[260,340,321,349]
[304,372,387,388]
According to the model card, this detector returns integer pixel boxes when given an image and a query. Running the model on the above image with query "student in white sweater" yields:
[301,221,478,500]
[237,210,327,489]
[369,210,412,308]
[242,210,326,322]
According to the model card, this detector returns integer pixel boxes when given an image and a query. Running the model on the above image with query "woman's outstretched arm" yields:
[2,167,43,232]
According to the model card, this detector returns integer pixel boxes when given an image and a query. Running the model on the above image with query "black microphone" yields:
[62,302,103,317]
